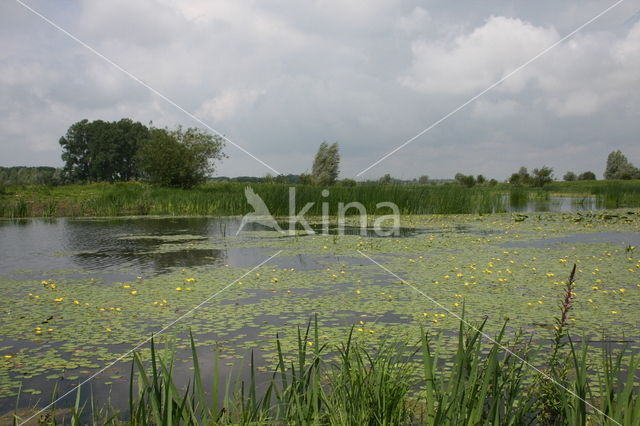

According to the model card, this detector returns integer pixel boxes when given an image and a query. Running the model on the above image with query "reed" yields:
[13,317,639,425]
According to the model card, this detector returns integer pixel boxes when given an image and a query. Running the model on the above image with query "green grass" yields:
[11,316,639,425]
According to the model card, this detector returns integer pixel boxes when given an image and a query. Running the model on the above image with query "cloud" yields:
[399,16,559,95]
[197,88,265,122]
[1,1,639,179]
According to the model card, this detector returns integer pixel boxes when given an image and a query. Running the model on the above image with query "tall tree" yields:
[59,118,150,183]
[137,126,226,188]
[59,119,91,182]
[311,142,340,186]
[604,150,638,180]
[531,166,554,187]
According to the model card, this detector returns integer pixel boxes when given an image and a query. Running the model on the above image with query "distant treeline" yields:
[0,166,62,186]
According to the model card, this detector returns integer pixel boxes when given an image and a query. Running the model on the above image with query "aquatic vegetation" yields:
[4,180,640,218]
[8,317,640,425]
[0,209,639,420]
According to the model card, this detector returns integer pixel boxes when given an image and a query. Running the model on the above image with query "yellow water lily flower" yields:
[175,287,183,291]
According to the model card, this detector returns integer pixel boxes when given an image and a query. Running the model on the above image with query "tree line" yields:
[1,117,638,188]
[58,119,225,188]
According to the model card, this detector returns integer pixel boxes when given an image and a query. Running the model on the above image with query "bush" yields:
[577,171,596,181]
[137,127,226,188]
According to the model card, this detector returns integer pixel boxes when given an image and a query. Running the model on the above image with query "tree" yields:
[59,118,150,183]
[476,174,486,185]
[563,171,577,181]
[509,167,531,186]
[418,175,429,184]
[137,127,226,188]
[339,178,357,186]
[379,174,393,185]
[311,142,340,186]
[604,150,638,180]
[455,173,476,188]
[299,173,313,185]
[531,166,554,187]
[577,171,596,181]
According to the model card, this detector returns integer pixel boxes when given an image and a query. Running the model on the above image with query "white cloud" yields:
[399,16,558,95]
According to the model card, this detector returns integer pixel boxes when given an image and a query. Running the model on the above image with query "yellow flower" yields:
[73,300,80,304]
[619,288,626,293]
[453,302,460,307]
[368,330,375,334]
[591,286,599,290]
[130,290,138,295]
[123,285,131,289]
[105,328,112,332]
[546,273,555,278]
[54,297,63,302]
[357,328,364,332]
[611,311,619,315]
[3,355,13,359]
[355,290,361,294]
[271,278,278,283]
[175,287,183,291]
[185,278,196,282]
[559,259,567,263]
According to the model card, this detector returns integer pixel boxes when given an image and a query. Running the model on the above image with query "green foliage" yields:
[509,166,531,186]
[531,166,554,187]
[563,171,577,181]
[311,142,340,186]
[339,178,357,187]
[20,317,640,425]
[418,175,430,185]
[454,173,476,188]
[379,173,393,185]
[0,167,62,186]
[137,127,226,189]
[59,119,150,183]
[604,150,639,180]
[577,171,596,181]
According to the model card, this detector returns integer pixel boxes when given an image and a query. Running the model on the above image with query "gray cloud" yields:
[1,0,639,180]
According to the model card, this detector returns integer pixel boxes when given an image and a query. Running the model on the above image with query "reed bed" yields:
[2,180,640,218]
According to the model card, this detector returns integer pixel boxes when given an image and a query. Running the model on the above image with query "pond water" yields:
[505,195,600,213]
[1,211,639,420]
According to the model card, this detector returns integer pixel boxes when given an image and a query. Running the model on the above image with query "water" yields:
[0,204,636,419]
[505,194,599,213]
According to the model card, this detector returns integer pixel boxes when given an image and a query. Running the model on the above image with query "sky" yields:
[1,0,639,181]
